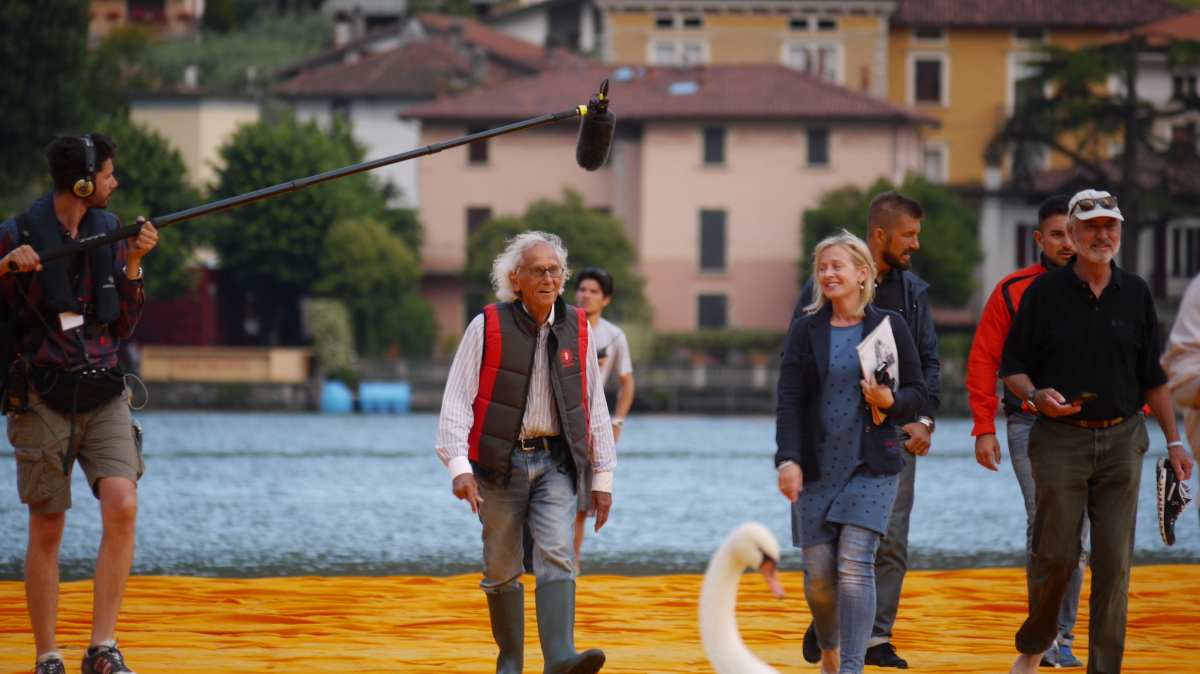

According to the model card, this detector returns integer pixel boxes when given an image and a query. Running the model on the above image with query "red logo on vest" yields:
[561,349,573,364]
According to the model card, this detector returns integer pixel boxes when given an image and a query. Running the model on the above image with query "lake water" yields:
[0,414,1196,580]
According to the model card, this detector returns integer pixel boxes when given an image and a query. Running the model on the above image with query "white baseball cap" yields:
[1068,189,1123,221]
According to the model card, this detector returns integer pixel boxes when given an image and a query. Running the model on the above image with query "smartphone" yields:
[1066,392,1097,406]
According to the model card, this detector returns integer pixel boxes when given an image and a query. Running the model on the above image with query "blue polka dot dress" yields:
[792,323,900,548]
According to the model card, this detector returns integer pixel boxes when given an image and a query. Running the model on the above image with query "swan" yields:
[700,522,786,674]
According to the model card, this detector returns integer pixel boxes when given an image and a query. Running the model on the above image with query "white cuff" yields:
[447,455,473,480]
[592,471,613,493]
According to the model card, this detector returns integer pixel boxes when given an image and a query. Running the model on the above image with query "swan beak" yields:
[760,557,785,599]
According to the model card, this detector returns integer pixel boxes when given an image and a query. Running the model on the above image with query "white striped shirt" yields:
[436,305,616,492]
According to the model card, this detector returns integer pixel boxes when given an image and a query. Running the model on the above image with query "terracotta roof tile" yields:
[1106,10,1200,47]
[416,12,547,71]
[893,0,1188,28]
[402,64,940,124]
[276,40,474,98]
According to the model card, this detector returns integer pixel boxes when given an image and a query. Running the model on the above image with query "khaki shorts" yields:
[9,388,143,515]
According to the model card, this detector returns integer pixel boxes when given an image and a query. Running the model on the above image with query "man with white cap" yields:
[999,189,1193,673]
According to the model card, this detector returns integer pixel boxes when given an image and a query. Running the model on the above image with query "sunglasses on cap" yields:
[1071,195,1118,215]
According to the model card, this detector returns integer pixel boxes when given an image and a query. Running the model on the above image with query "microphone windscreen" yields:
[576,110,616,171]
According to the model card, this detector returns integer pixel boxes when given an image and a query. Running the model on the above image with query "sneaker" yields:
[33,656,65,674]
[1157,458,1193,546]
[801,622,820,664]
[864,642,908,669]
[1039,641,1061,668]
[1057,644,1084,668]
[81,643,136,674]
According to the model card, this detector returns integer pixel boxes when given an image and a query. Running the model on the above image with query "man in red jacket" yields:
[967,195,1085,668]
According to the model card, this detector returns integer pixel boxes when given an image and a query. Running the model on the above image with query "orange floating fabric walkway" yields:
[1,566,1198,673]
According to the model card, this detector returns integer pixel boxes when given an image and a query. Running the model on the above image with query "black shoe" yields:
[33,657,65,674]
[802,622,820,664]
[1158,457,1193,546]
[81,643,136,674]
[864,642,909,669]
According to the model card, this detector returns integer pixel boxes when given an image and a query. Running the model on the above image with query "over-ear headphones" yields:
[73,135,96,199]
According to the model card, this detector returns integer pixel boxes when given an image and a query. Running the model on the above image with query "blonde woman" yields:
[774,231,926,674]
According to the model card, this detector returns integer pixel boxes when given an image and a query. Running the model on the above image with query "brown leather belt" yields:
[1050,416,1125,429]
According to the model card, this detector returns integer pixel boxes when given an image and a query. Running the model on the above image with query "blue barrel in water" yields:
[359,381,412,413]
[320,380,355,414]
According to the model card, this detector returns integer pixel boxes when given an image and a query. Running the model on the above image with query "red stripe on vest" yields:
[468,305,503,461]
[577,307,590,448]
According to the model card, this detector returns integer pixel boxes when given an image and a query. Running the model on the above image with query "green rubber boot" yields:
[535,579,605,674]
[487,587,525,674]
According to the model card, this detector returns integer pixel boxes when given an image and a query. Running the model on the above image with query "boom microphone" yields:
[576,79,615,171]
[11,81,614,271]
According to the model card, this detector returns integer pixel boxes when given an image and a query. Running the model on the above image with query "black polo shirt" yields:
[874,267,906,318]
[1000,258,1167,422]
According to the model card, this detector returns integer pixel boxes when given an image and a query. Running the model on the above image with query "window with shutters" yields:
[699,210,726,272]
[466,207,492,236]
[807,128,830,167]
[467,125,489,164]
[703,127,725,165]
[914,59,943,103]
[697,295,728,329]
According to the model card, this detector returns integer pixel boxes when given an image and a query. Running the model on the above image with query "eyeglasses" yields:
[1071,195,1118,215]
[520,265,564,279]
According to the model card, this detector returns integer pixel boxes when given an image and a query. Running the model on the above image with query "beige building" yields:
[575,0,1187,186]
[403,64,934,338]
[596,0,894,97]
[130,92,260,188]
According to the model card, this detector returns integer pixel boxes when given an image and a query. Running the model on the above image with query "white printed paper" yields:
[59,312,84,331]
[855,315,900,388]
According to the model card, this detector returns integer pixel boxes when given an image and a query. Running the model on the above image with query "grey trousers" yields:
[870,434,914,646]
[1008,412,1088,647]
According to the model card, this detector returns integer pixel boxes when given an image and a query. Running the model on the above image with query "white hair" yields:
[491,230,571,302]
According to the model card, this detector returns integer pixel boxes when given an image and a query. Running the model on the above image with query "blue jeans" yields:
[1008,413,1088,647]
[803,523,882,674]
[477,445,577,594]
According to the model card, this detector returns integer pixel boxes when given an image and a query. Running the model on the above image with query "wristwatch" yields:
[123,265,143,281]
[917,416,935,433]
[612,418,626,429]
[1026,389,1041,414]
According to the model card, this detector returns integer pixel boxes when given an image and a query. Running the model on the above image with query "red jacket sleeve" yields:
[967,280,1014,436]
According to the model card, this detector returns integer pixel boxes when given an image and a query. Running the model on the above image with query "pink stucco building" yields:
[403,64,936,340]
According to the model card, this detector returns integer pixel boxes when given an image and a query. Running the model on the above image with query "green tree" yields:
[464,189,649,323]
[208,110,418,344]
[203,0,236,33]
[94,115,203,300]
[995,37,1200,273]
[802,176,982,307]
[314,218,436,357]
[0,0,124,213]
[136,10,333,94]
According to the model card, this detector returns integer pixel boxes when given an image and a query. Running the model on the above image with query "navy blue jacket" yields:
[796,270,940,422]
[775,303,927,481]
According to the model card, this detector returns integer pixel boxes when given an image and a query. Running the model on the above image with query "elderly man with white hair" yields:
[1000,190,1194,674]
[436,231,615,674]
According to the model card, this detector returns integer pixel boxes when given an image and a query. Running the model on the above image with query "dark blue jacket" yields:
[796,270,940,422]
[775,303,927,481]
